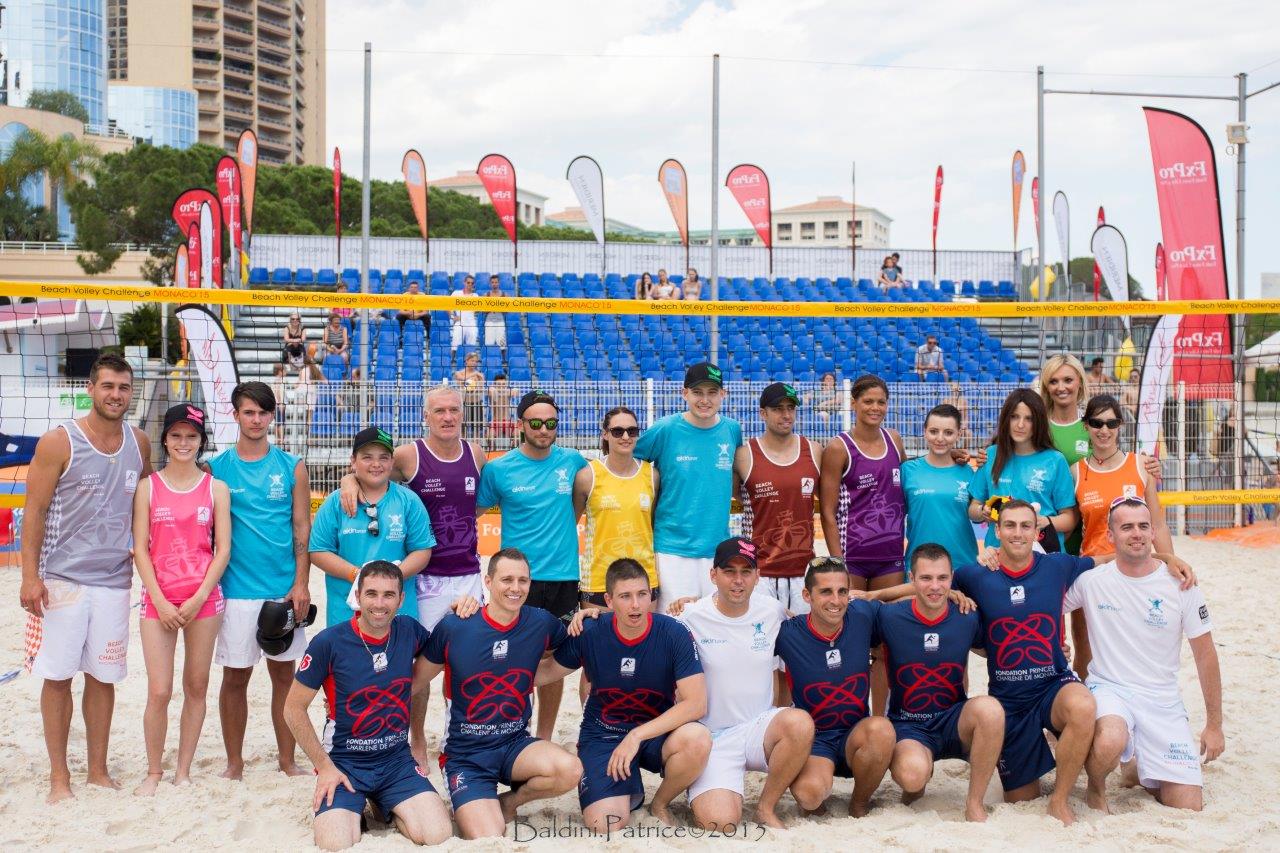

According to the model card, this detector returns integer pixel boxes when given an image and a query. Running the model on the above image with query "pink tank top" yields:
[148,471,216,600]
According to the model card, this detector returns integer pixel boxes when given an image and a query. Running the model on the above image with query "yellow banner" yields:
[2,280,1279,319]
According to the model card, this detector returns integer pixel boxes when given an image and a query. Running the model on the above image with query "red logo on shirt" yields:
[802,672,869,729]
[299,654,312,672]
[596,687,665,725]
[346,677,411,737]
[989,615,1057,669]
[896,662,964,713]
[460,669,533,723]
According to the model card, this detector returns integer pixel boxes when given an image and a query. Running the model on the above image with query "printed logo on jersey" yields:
[1075,439,1090,456]
[717,443,733,471]
[596,687,665,726]
[268,472,287,500]
[346,676,412,741]
[387,513,405,541]
[989,615,1057,672]
[298,653,312,672]
[750,621,769,652]
[801,672,869,729]
[801,477,816,496]
[449,771,467,793]
[896,662,964,713]
[464,476,476,495]
[459,668,532,723]
[196,506,210,525]
[1026,468,1048,494]
[1145,598,1168,629]
[620,657,636,677]
[492,640,508,660]
[954,480,970,504]
[892,468,901,484]
[639,493,651,510]
[1010,585,1026,605]
[1123,483,1138,499]
[1199,604,1209,622]
[825,649,842,669]
[125,470,139,491]
[923,632,940,652]
[556,468,571,495]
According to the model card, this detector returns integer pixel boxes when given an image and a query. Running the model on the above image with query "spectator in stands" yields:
[1087,357,1119,395]
[487,373,519,445]
[810,371,841,424]
[322,312,350,369]
[450,275,479,356]
[653,268,680,300]
[1120,368,1140,424]
[915,334,949,381]
[484,274,506,352]
[877,256,901,290]
[332,281,353,320]
[338,367,369,422]
[397,280,429,338]
[286,362,323,441]
[942,382,970,440]
[683,268,702,301]
[282,312,306,368]
[453,352,485,441]
[637,271,655,300]
[271,363,289,443]
[890,252,910,285]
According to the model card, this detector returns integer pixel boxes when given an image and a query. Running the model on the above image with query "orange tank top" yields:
[1075,452,1146,557]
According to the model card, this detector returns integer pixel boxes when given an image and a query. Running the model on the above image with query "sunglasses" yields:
[524,417,559,431]
[1107,495,1148,516]
[806,556,848,572]
[1087,417,1123,430]
[364,503,379,537]
[607,426,641,438]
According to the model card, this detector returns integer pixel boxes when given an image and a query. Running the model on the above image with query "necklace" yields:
[1093,448,1123,468]
[357,619,391,673]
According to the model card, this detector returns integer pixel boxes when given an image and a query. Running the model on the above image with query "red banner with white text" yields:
[172,188,221,287]
[332,147,342,262]
[186,223,201,289]
[725,164,771,247]
[477,153,518,243]
[215,156,242,284]
[402,149,429,242]
[1143,107,1233,396]
[1155,242,1167,301]
[657,159,689,248]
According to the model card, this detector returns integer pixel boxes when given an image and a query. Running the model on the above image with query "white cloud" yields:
[325,0,1280,296]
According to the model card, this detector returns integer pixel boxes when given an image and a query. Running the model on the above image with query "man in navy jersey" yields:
[538,558,711,831]
[879,544,1004,822]
[775,556,896,818]
[283,561,452,851]
[416,548,582,839]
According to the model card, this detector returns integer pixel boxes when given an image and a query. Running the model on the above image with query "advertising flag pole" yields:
[709,53,720,363]
[359,42,372,421]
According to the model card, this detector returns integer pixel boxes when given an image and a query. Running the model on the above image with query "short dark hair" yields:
[1083,393,1123,423]
[604,558,650,595]
[492,372,507,381]
[489,274,499,282]
[804,556,850,591]
[925,403,963,429]
[1091,357,1105,367]
[851,373,888,402]
[231,381,276,413]
[89,353,133,383]
[997,498,1038,522]
[488,547,530,577]
[910,543,952,573]
[357,560,404,593]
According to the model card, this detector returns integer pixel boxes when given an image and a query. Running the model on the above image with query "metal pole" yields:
[1037,66,1046,302]
[1233,72,1247,526]
[851,162,856,282]
[359,43,372,421]
[1177,381,1187,535]
[709,53,720,364]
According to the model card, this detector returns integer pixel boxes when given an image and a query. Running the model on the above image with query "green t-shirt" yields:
[1050,417,1091,466]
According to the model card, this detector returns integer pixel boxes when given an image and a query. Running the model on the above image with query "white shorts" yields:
[656,554,715,611]
[416,572,485,631]
[1088,678,1202,788]
[215,597,308,669]
[450,322,478,349]
[689,707,783,802]
[759,577,809,614]
[484,318,506,348]
[30,580,130,683]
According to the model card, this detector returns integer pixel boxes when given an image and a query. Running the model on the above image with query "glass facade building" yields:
[107,85,195,149]
[1,1,108,128]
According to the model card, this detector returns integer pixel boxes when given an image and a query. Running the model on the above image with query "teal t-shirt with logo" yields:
[968,446,1076,549]
[476,444,587,582]
[901,456,978,571]
[208,444,300,600]
[309,482,435,626]
[634,413,743,558]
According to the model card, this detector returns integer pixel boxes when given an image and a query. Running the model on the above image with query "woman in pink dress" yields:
[131,404,231,795]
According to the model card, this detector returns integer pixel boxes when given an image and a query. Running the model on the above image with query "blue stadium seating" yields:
[249,267,269,285]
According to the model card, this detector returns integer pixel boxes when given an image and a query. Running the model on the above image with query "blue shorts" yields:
[811,726,856,778]
[576,732,668,810]
[443,734,540,810]
[892,701,968,762]
[316,749,435,817]
[846,558,905,581]
[996,673,1078,791]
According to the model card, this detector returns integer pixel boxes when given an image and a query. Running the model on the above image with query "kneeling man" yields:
[540,558,711,831]
[879,544,1004,822]
[1068,498,1223,812]
[284,561,451,851]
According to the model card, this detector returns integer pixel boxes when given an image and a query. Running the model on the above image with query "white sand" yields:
[0,536,1275,851]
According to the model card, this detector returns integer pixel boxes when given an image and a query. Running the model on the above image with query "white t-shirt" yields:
[678,593,785,732]
[450,289,476,326]
[1064,560,1212,700]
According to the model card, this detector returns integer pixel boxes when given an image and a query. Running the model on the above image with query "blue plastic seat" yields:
[295,268,315,285]
[318,268,338,285]
[270,267,292,285]
[249,267,269,285]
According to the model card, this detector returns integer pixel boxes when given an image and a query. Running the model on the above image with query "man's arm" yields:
[572,465,592,521]
[18,429,69,617]
[1188,632,1224,762]
[412,657,445,694]
[398,547,432,579]
[606,672,708,782]
[289,461,313,620]
[283,681,355,810]
[310,550,360,582]
[534,656,577,687]
[135,428,154,477]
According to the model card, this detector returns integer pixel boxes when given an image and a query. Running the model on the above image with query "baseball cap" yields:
[352,426,394,454]
[684,362,724,389]
[760,382,800,408]
[517,390,558,418]
[713,536,757,569]
[161,403,208,450]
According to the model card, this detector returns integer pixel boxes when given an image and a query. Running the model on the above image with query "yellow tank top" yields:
[583,458,657,592]
[1075,452,1147,557]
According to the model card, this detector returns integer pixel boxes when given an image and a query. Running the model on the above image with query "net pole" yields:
[1177,380,1187,535]
[359,43,372,420]
[1036,66,1046,303]
[1233,72,1247,526]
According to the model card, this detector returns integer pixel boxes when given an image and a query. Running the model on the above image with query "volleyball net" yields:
[1,280,1278,539]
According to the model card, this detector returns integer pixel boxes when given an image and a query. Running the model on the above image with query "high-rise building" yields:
[1,0,109,128]
[105,0,326,164]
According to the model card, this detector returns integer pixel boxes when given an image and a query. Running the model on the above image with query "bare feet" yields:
[755,806,786,829]
[219,763,244,781]
[46,780,74,805]
[498,790,519,824]
[173,773,192,787]
[1119,761,1141,788]
[649,802,676,827]
[848,798,872,818]
[964,801,989,822]
[1085,786,1111,814]
[134,773,163,797]
[1046,797,1076,826]
[901,789,923,806]
[278,763,309,778]
[801,803,829,817]
[87,771,121,791]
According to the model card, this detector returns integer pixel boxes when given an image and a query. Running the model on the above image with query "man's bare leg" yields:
[218,665,252,779]
[757,708,814,828]
[313,808,361,851]
[266,658,307,775]
[82,674,119,790]
[409,684,430,769]
[499,740,582,823]
[535,680,564,741]
[691,789,743,831]
[1156,782,1203,812]
[789,756,835,815]
[957,696,1004,822]
[889,740,933,806]
[41,678,75,803]
[390,791,454,845]
[847,716,894,817]
[1085,715,1129,814]
[1046,682,1097,826]
[650,722,712,826]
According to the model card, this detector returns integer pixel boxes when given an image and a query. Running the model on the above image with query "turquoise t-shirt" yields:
[967,446,1076,549]
[634,413,743,558]
[309,482,436,626]
[475,444,587,582]
[901,457,978,571]
[208,444,300,600]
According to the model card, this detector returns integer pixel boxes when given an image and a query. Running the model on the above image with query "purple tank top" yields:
[836,428,905,562]
[405,439,481,578]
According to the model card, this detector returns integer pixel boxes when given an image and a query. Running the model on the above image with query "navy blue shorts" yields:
[316,749,435,817]
[811,726,856,778]
[996,673,1079,791]
[576,732,668,810]
[892,701,968,762]
[443,734,540,809]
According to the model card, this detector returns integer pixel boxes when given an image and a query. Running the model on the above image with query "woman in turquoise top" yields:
[966,388,1077,551]
[902,403,978,571]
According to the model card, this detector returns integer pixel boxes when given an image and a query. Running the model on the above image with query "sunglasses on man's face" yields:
[607,426,641,438]
[524,417,559,431]
[1087,417,1123,430]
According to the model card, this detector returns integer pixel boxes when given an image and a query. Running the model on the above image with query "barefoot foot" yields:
[649,802,676,827]
[964,801,989,822]
[87,772,121,791]
[219,763,244,781]
[278,763,309,778]
[901,789,923,806]
[848,799,871,818]
[134,773,163,797]
[1047,798,1076,826]
[46,780,74,805]
[1085,787,1111,814]
[755,806,786,829]
[498,790,519,824]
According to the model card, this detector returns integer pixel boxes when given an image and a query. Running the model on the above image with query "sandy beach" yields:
[0,535,1275,851]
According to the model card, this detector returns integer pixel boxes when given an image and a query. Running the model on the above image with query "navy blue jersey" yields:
[876,599,982,723]
[774,600,881,732]
[554,613,703,740]
[296,615,430,767]
[425,605,567,756]
[953,553,1093,705]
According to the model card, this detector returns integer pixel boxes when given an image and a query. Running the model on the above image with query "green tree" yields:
[112,302,183,364]
[0,191,58,240]
[23,90,90,123]
[1064,256,1146,300]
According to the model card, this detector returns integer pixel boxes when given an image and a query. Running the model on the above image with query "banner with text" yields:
[566,155,606,245]
[658,159,689,248]
[172,188,221,287]
[1156,242,1167,301]
[725,164,771,248]
[1136,312,1182,456]
[401,149,429,246]
[175,304,240,449]
[215,156,242,286]
[1091,223,1131,334]
[332,147,342,262]
[1011,150,1026,249]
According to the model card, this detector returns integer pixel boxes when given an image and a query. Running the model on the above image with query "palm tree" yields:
[0,129,100,238]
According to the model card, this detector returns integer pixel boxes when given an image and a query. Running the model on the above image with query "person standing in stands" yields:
[484,274,506,352]
[635,362,743,610]
[450,275,479,359]
[453,352,485,442]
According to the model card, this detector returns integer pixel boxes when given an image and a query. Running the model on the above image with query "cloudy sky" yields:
[325,0,1280,297]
